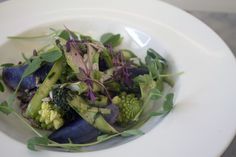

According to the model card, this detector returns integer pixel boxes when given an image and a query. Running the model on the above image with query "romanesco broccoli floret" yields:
[36,102,64,130]
[112,92,142,124]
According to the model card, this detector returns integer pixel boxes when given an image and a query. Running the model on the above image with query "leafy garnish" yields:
[22,58,42,78]
[3,47,62,110]
[39,49,62,63]
[121,49,137,60]
[0,101,13,115]
[0,81,4,92]
[80,34,93,41]
[145,48,167,79]
[22,48,62,78]
[163,93,174,111]
[8,33,54,40]
[0,63,14,68]
[26,129,143,151]
[100,33,123,47]
[120,129,144,137]
[0,100,43,137]
[27,137,49,151]
[149,88,162,100]
[149,93,174,117]
[96,134,110,142]
[134,74,156,99]
[58,30,78,41]
[100,49,113,69]
[21,53,30,63]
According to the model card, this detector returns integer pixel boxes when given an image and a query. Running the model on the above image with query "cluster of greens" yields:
[0,28,180,151]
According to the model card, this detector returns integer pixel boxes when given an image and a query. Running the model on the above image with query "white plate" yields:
[0,0,236,157]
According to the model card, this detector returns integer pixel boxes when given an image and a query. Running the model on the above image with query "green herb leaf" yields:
[0,101,13,115]
[147,48,166,62]
[134,74,156,99]
[149,93,174,117]
[7,94,16,107]
[121,129,144,137]
[21,53,30,63]
[8,34,53,40]
[0,63,14,68]
[100,33,122,47]
[58,30,70,40]
[149,88,162,100]
[27,137,49,151]
[0,81,4,92]
[163,93,174,112]
[59,30,78,41]
[96,134,110,142]
[100,49,113,68]
[40,49,62,63]
[121,49,137,60]
[145,48,167,79]
[149,111,165,117]
[80,34,93,41]
[22,58,42,78]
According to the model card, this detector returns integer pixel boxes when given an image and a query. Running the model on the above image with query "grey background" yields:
[0,0,235,156]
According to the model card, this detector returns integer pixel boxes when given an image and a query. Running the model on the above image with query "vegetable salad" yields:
[0,28,179,151]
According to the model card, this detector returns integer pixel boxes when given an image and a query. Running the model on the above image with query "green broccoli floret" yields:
[36,102,64,130]
[112,92,142,124]
[52,87,79,122]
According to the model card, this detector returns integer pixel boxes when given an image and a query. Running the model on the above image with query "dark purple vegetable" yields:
[127,67,149,79]
[2,64,52,91]
[99,57,109,71]
[34,63,53,82]
[105,104,119,124]
[49,118,100,144]
[49,104,119,144]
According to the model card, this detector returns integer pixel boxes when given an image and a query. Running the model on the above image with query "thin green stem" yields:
[46,133,121,148]
[89,78,112,101]
[8,33,54,40]
[159,71,184,78]
[13,112,43,137]
[7,78,24,106]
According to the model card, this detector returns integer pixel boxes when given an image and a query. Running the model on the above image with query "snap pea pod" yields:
[26,58,63,118]
[68,95,118,134]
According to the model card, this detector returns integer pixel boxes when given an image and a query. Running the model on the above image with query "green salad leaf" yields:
[22,58,42,78]
[100,33,123,47]
[39,49,62,63]
[120,129,144,137]
[145,48,167,79]
[163,93,174,112]
[0,101,13,115]
[27,137,49,151]
[58,29,78,41]
[22,48,62,78]
[80,34,93,41]
[149,93,174,117]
